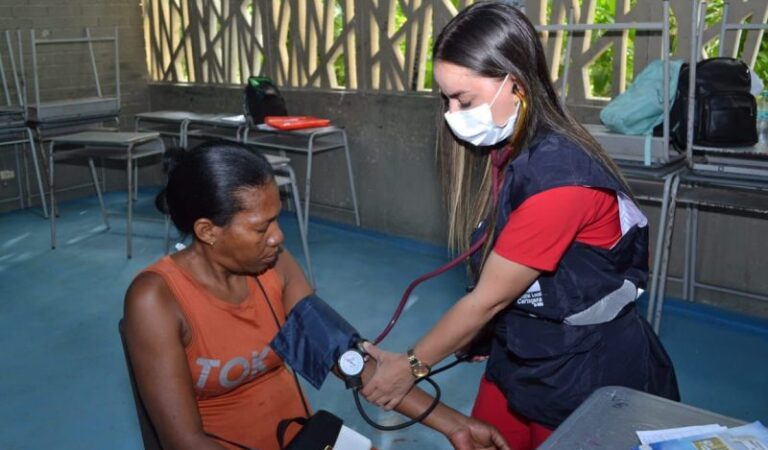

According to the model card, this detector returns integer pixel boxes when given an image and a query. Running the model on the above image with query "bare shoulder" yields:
[272,248,297,279]
[273,248,313,312]
[123,270,184,339]
[124,271,175,316]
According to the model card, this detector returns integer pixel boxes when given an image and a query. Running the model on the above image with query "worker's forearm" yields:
[412,252,539,367]
[413,293,500,366]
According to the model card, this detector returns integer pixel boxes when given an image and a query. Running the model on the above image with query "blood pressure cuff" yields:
[270,294,360,389]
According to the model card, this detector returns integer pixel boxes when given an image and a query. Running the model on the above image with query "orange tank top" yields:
[143,256,306,450]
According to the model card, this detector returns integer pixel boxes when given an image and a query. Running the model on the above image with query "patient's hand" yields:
[448,416,510,450]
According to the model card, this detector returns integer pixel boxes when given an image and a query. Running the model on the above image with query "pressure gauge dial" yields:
[338,349,365,377]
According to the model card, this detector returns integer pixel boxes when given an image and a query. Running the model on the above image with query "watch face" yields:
[338,350,365,376]
[413,364,430,378]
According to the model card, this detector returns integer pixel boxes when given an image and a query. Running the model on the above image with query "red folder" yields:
[264,116,331,130]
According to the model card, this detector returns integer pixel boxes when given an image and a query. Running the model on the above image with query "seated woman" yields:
[122,142,509,450]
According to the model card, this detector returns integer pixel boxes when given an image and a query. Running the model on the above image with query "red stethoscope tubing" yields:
[372,145,514,345]
[372,230,488,344]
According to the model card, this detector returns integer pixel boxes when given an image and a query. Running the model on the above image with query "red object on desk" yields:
[264,116,331,130]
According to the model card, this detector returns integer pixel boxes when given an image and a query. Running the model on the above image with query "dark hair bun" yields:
[154,146,186,215]
[163,147,187,176]
[154,188,169,214]
[159,141,275,235]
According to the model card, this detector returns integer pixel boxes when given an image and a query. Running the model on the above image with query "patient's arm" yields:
[353,358,509,450]
[123,272,226,450]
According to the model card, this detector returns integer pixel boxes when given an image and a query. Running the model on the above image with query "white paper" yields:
[334,424,372,450]
[636,424,728,445]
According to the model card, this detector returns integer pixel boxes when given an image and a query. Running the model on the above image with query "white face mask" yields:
[444,74,520,147]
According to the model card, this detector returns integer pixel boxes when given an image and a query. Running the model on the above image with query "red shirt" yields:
[493,186,621,271]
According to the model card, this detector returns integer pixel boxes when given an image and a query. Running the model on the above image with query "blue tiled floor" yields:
[1,189,766,450]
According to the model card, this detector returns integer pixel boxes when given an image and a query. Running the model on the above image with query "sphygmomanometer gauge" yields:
[338,348,366,390]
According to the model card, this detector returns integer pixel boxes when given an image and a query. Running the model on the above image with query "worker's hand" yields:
[447,416,510,450]
[360,342,414,410]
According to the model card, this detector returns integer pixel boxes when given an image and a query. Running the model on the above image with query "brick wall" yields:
[1,0,149,123]
[0,0,151,212]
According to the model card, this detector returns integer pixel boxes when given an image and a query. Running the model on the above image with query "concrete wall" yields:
[0,0,151,212]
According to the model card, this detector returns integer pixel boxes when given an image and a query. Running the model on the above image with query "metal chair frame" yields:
[0,30,47,217]
[648,0,768,332]
[49,131,168,258]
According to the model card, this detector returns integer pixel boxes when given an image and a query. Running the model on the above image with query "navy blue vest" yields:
[478,131,679,428]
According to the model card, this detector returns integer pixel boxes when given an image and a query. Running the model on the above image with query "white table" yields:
[135,111,246,149]
[134,110,197,146]
[181,113,246,148]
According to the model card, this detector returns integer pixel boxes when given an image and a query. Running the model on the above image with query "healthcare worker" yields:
[361,3,680,449]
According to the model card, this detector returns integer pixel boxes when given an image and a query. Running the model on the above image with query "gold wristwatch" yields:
[407,349,431,379]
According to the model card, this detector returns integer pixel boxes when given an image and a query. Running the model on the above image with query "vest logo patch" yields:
[516,281,543,308]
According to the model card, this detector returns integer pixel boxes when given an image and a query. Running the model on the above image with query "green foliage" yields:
[328,0,766,93]
[555,0,768,98]
[334,2,346,86]
[758,42,768,87]
[424,38,434,90]
[588,0,647,98]
[588,0,616,98]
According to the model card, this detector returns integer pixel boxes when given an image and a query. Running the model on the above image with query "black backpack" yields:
[665,57,757,149]
[243,76,288,126]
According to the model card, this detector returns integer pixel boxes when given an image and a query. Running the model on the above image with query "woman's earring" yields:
[208,240,215,247]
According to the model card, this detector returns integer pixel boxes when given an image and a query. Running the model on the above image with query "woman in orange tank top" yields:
[123,142,509,450]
